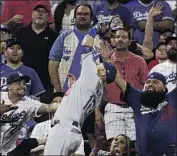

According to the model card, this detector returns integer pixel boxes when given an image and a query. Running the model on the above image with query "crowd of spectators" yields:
[0,0,176,155]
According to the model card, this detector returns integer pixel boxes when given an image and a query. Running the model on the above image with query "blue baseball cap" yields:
[7,72,30,85]
[147,72,166,85]
[6,38,24,50]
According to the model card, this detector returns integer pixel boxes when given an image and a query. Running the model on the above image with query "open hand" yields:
[149,3,163,17]
[94,36,112,62]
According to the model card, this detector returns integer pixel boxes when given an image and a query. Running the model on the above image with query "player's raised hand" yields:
[82,24,102,48]
[94,37,112,62]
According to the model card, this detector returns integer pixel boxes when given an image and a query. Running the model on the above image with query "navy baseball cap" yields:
[103,61,117,84]
[147,72,166,85]
[0,27,12,34]
[7,72,30,85]
[6,38,24,50]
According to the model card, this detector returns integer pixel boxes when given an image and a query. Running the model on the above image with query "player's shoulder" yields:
[0,92,8,101]
[23,96,38,103]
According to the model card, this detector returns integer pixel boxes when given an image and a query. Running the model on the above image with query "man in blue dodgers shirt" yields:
[110,68,177,155]
[49,4,95,102]
[0,38,45,97]
[126,0,174,48]
[93,0,134,35]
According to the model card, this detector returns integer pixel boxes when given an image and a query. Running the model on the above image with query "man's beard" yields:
[116,46,127,51]
[76,24,90,31]
[167,48,177,62]
[140,91,166,109]
[9,59,20,64]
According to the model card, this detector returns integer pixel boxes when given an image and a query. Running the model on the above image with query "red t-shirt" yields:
[148,59,160,71]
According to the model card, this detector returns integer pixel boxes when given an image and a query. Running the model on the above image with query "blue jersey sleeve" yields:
[124,83,142,114]
[49,31,72,61]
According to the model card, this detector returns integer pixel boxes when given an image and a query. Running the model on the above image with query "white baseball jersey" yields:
[149,60,177,92]
[30,120,85,155]
[0,92,42,155]
[52,52,103,127]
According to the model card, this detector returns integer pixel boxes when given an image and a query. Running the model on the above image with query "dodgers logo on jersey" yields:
[0,77,7,90]
[63,46,72,61]
[133,11,148,21]
[140,101,168,114]
[165,71,177,84]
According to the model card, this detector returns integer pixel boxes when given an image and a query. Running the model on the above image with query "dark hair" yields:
[156,42,167,50]
[54,1,67,33]
[109,15,129,30]
[114,134,133,156]
[114,28,131,40]
[166,37,177,44]
[74,3,93,19]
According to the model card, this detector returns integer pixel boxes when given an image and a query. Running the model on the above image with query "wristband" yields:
[53,92,65,98]
[88,24,101,38]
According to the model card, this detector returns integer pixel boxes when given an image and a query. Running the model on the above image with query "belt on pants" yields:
[52,120,79,128]
[115,103,130,108]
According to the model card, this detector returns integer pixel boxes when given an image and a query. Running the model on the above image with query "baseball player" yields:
[114,68,177,155]
[44,28,117,155]
[0,72,59,155]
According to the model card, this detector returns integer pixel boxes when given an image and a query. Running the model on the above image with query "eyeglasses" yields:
[76,12,90,17]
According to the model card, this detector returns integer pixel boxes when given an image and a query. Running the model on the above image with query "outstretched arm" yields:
[37,102,59,114]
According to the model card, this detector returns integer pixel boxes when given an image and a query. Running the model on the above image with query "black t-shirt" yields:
[13,24,58,89]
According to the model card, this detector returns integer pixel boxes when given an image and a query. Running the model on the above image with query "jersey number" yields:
[83,95,96,116]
